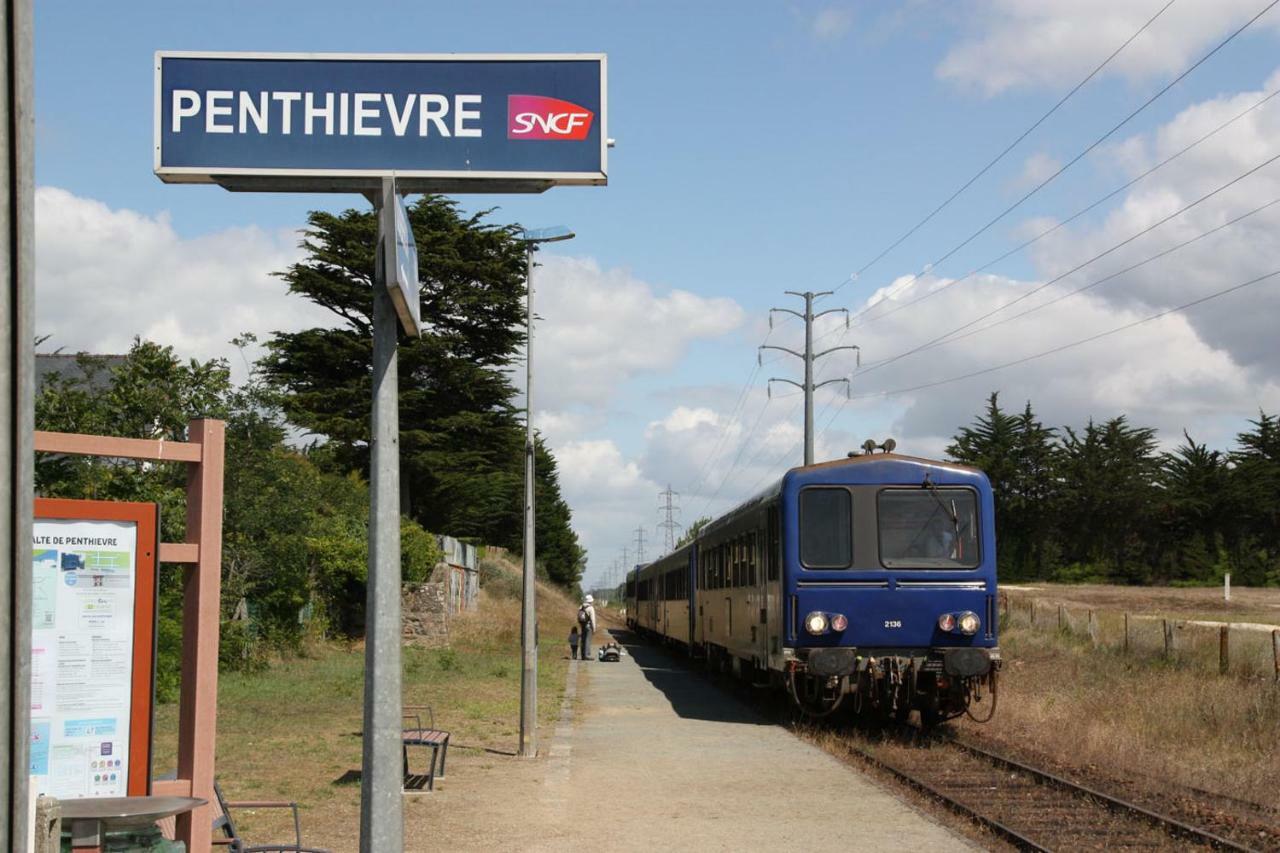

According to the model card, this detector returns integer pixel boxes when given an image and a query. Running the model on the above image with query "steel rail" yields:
[840,739,1050,852]
[947,737,1258,852]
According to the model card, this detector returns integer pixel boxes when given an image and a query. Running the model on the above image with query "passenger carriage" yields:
[625,449,1000,724]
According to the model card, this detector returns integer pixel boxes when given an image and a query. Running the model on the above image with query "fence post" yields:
[1162,619,1173,658]
[1058,604,1065,632]
[1273,630,1279,683]
[1087,609,1097,646]
[1123,612,1130,656]
[1029,599,1036,627]
[1219,626,1229,675]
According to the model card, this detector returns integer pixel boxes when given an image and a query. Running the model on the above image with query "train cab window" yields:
[878,488,980,569]
[799,488,853,569]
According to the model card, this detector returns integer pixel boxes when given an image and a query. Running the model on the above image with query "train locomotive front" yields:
[779,454,999,724]
[624,451,1000,725]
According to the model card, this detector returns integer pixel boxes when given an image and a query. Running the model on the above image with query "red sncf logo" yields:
[508,95,594,141]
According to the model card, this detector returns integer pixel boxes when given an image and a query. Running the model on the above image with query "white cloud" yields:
[35,187,334,379]
[939,1,1280,95]
[811,7,854,41]
[1011,152,1062,191]
[1025,69,1280,372]
[528,254,745,443]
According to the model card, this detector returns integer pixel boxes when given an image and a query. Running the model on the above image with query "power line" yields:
[695,395,773,519]
[863,195,1280,373]
[849,268,1280,401]
[810,82,1280,350]
[855,151,1280,378]
[634,526,647,565]
[846,0,1180,284]
[839,0,1280,315]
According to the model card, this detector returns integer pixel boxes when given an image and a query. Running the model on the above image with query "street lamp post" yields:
[518,225,574,758]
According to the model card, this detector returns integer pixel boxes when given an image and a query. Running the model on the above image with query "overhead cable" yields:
[846,0,1180,284]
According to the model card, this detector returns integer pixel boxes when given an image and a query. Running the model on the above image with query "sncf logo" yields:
[508,95,594,141]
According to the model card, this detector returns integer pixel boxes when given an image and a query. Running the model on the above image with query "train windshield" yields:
[799,487,852,569]
[878,488,980,569]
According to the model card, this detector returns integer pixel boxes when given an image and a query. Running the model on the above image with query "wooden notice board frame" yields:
[32,498,159,798]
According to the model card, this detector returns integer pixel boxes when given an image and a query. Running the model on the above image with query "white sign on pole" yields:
[29,518,139,799]
[387,189,422,337]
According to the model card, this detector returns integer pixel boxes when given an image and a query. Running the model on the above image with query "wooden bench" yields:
[211,779,331,852]
[402,705,451,792]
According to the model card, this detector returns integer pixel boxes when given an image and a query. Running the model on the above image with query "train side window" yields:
[767,508,780,581]
[749,531,758,586]
[799,487,853,569]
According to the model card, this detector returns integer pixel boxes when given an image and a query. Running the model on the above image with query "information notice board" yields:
[30,499,158,799]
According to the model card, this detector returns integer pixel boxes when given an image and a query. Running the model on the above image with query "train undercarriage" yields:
[784,647,1000,727]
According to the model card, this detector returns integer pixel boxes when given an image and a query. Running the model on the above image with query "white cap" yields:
[584,594,594,604]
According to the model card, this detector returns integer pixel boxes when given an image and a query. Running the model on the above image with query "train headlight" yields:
[829,613,848,632]
[958,611,981,635]
[937,613,957,633]
[804,612,829,635]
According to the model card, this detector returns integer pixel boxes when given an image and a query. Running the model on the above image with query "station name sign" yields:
[155,52,607,192]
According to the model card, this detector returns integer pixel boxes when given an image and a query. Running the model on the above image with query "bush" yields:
[478,557,522,599]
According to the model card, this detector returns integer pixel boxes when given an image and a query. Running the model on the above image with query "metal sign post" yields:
[154,53,607,853]
[359,177,407,849]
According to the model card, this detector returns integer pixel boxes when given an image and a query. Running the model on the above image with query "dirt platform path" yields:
[422,630,973,852]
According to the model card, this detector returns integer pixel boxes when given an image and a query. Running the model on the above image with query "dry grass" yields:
[1002,582,1280,626]
[152,556,581,851]
[956,618,1280,809]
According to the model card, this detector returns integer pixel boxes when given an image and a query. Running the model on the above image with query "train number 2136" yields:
[883,620,902,629]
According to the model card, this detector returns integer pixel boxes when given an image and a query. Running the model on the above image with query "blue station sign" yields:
[154,52,608,192]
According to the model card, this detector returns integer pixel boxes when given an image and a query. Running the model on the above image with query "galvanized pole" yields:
[2,1,34,847]
[763,290,851,468]
[519,245,538,758]
[802,292,815,466]
[360,180,404,853]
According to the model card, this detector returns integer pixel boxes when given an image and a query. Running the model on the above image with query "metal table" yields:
[59,795,205,852]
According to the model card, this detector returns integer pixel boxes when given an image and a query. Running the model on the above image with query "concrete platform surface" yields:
[533,631,976,852]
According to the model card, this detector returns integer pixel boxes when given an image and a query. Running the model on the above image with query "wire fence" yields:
[1001,592,1280,682]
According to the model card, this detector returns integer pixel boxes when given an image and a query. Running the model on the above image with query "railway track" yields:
[838,731,1264,851]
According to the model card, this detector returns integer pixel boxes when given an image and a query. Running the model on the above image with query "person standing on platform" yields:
[577,595,597,661]
[568,624,580,659]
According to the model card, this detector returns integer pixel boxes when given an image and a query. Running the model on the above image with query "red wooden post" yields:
[175,418,223,853]
[33,421,225,853]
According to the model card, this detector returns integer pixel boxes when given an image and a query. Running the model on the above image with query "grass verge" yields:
[152,565,580,850]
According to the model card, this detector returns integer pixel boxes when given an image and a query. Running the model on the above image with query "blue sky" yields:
[33,2,1280,588]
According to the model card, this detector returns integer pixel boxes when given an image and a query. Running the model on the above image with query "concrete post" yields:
[32,797,57,853]
[360,184,404,853]
[1,2,34,846]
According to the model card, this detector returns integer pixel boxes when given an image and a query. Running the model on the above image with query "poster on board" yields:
[30,499,158,800]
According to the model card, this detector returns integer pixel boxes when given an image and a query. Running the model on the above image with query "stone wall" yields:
[402,576,449,647]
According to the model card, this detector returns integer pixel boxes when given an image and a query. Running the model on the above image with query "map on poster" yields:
[29,518,138,799]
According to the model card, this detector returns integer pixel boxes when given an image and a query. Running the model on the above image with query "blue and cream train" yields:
[625,449,1000,723]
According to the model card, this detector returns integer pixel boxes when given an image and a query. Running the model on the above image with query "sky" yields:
[33,1,1280,592]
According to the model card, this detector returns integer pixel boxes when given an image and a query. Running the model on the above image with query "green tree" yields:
[947,393,1023,576]
[1154,431,1233,581]
[262,196,584,587]
[1227,412,1280,584]
[677,516,711,547]
[1055,416,1160,581]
